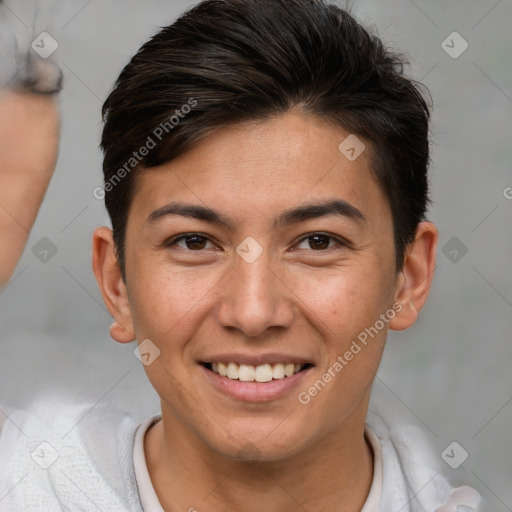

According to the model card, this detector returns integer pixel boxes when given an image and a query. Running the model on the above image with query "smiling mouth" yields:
[202,362,314,383]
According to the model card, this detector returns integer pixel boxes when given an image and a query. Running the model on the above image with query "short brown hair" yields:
[101,0,431,281]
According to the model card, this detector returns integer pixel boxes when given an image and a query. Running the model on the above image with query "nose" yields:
[215,252,294,338]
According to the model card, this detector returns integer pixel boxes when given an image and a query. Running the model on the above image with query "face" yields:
[95,111,425,461]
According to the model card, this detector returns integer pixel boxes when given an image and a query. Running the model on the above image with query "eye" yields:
[164,232,348,253]
[166,233,216,251]
[294,233,345,251]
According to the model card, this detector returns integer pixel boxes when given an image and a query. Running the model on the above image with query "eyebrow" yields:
[146,199,367,230]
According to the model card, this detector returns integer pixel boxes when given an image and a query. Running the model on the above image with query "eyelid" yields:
[164,231,350,251]
[164,232,217,250]
[293,231,350,251]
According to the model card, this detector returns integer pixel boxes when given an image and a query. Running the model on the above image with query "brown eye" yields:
[166,234,214,251]
[308,234,331,250]
[184,235,208,250]
[296,233,341,251]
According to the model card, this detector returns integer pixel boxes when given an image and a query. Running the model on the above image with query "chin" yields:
[208,419,313,463]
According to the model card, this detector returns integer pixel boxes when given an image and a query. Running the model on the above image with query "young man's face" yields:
[94,111,435,460]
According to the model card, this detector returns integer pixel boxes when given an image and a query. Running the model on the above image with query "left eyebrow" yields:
[146,198,367,230]
[274,199,367,228]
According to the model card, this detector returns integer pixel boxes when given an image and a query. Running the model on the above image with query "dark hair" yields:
[100,0,432,282]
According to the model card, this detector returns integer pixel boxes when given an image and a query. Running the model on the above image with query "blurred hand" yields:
[0,83,61,288]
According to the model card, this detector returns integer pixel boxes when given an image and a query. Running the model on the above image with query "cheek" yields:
[294,271,390,423]
[129,263,217,344]
[290,265,387,340]
[129,270,207,392]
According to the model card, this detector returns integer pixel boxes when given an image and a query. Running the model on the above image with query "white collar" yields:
[132,416,384,512]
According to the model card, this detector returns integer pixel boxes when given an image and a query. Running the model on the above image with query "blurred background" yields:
[0,0,510,509]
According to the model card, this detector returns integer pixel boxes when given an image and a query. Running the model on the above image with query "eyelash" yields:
[164,232,349,252]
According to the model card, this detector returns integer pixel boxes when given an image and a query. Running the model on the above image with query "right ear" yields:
[92,226,136,343]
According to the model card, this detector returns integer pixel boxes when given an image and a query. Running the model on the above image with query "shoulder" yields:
[0,396,147,511]
[366,404,482,512]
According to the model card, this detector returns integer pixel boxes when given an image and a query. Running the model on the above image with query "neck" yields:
[145,399,374,512]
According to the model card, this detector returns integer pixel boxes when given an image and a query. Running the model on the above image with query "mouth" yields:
[201,361,314,383]
[199,359,315,402]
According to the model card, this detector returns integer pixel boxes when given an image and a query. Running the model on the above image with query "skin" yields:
[0,90,60,288]
[93,111,437,512]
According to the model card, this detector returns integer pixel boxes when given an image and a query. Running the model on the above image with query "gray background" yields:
[0,0,511,510]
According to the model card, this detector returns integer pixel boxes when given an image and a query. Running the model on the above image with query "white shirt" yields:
[133,415,386,512]
[0,398,482,511]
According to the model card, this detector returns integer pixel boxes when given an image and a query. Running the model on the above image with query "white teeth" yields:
[238,364,255,381]
[209,361,306,382]
[255,364,273,382]
[284,363,294,377]
[227,362,239,379]
[218,362,227,377]
[272,363,285,379]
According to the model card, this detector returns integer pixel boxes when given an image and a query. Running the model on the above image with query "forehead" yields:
[129,112,390,230]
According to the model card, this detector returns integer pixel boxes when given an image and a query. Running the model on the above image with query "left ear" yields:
[389,221,438,331]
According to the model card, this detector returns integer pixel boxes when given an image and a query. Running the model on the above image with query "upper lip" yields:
[200,352,314,367]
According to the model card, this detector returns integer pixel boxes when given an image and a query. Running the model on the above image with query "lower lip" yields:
[200,364,313,403]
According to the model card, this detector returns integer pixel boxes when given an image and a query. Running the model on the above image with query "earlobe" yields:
[109,320,135,344]
[92,226,136,344]
[389,221,438,332]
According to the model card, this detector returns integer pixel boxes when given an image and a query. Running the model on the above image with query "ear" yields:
[389,221,438,331]
[92,226,136,343]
